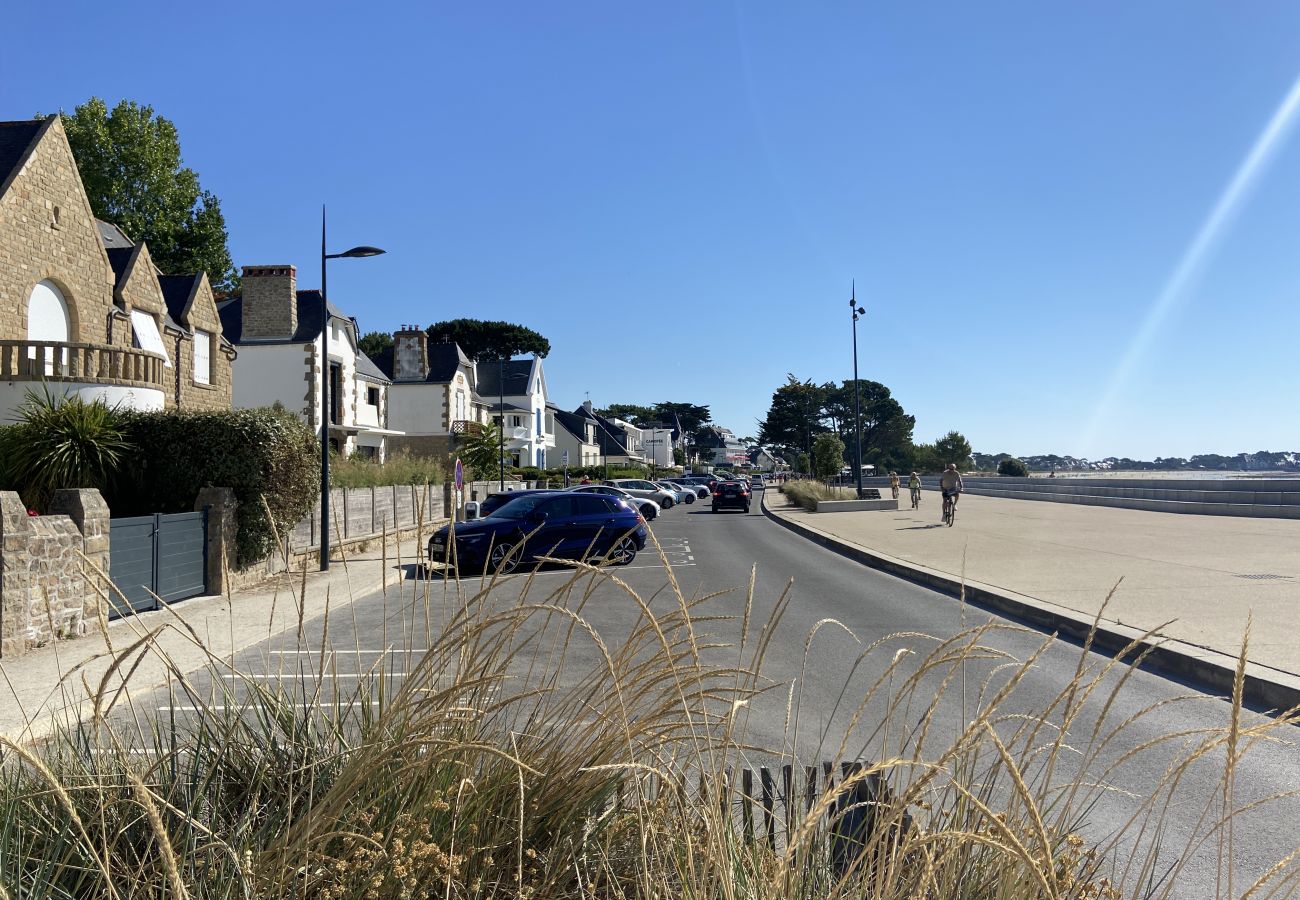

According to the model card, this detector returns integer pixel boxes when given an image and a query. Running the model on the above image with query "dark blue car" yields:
[428,492,647,574]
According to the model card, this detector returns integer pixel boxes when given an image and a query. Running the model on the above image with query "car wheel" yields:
[610,536,637,566]
[641,503,657,521]
[712,505,719,513]
[683,495,694,504]
[663,497,674,509]
[744,505,751,513]
[486,539,519,574]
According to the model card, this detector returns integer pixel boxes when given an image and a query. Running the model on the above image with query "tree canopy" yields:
[426,319,550,361]
[823,379,916,472]
[757,375,831,457]
[358,331,393,359]
[595,404,655,425]
[811,433,846,479]
[53,98,238,294]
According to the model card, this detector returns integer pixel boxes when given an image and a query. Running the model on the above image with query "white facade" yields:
[493,357,557,468]
[229,316,397,460]
[642,427,676,469]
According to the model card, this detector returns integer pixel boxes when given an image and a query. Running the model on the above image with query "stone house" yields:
[376,329,490,460]
[217,266,400,459]
[0,116,234,420]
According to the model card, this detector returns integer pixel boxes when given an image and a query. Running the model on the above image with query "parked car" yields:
[681,475,719,493]
[568,484,662,520]
[428,492,647,573]
[674,480,711,499]
[711,479,751,513]
[653,481,695,504]
[466,489,558,520]
[605,479,678,509]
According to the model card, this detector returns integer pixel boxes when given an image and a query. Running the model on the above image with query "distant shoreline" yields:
[1015,470,1300,480]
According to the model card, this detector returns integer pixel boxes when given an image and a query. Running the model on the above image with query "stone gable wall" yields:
[115,243,167,317]
[0,118,116,345]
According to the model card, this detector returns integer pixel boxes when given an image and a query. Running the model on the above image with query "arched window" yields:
[27,280,71,375]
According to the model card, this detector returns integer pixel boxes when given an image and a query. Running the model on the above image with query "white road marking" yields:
[158,701,383,712]
[220,672,409,681]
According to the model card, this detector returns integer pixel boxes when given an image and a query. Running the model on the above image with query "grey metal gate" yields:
[108,510,208,617]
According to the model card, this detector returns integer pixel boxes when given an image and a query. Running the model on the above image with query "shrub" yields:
[780,479,855,510]
[0,388,134,511]
[998,456,1030,477]
[330,449,444,488]
[108,408,318,565]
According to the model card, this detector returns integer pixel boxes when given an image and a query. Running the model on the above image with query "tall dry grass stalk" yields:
[0,521,1296,898]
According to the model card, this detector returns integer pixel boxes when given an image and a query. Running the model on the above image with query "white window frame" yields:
[193,329,211,385]
[130,310,171,367]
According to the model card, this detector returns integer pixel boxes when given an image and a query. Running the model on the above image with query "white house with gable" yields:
[217,265,401,460]
[476,356,556,468]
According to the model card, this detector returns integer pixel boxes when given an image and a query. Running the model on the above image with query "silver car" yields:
[568,484,662,521]
[604,478,678,509]
[653,481,695,504]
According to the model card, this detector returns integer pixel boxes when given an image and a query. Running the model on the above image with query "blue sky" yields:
[5,2,1299,459]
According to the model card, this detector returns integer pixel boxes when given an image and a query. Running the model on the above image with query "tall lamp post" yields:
[320,206,385,571]
[495,360,528,491]
[849,281,866,499]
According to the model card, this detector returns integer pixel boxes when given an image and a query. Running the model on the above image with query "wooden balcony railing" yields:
[452,420,484,435]
[0,340,167,391]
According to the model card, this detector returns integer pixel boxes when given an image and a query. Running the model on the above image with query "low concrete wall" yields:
[815,498,898,512]
[854,475,1300,519]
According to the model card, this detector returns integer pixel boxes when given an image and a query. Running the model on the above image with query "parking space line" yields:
[220,672,409,681]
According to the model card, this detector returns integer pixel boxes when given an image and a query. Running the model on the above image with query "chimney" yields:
[241,265,297,339]
[393,325,429,381]
[582,399,594,414]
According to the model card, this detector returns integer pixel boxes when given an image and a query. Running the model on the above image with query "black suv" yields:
[711,479,751,513]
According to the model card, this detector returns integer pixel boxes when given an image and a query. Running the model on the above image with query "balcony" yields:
[452,420,485,435]
[0,340,166,413]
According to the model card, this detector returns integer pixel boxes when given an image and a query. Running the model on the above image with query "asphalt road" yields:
[156,486,1300,897]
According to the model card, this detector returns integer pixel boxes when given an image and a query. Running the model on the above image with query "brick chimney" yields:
[240,265,297,339]
[393,325,429,381]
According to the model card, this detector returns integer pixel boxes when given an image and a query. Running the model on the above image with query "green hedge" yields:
[108,408,319,565]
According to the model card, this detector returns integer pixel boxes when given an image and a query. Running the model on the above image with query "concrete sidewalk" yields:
[0,548,411,743]
[764,489,1300,711]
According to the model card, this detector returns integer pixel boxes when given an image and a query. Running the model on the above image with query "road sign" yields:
[562,449,569,465]
[454,458,464,490]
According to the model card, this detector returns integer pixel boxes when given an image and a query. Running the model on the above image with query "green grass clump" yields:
[781,480,858,510]
[330,449,445,488]
[0,531,1297,898]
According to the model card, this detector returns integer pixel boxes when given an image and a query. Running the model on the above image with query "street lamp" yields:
[495,359,529,491]
[849,281,866,499]
[320,206,385,571]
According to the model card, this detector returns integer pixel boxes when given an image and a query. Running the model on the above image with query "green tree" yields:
[651,402,712,436]
[933,431,974,471]
[426,319,550,361]
[596,404,655,425]
[459,422,504,481]
[998,457,1030,477]
[758,375,830,459]
[358,331,393,359]
[824,380,916,472]
[54,98,238,293]
[811,432,846,480]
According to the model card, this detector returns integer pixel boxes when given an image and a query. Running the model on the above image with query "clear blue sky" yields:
[5,2,1299,460]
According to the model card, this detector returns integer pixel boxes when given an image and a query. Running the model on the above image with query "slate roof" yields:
[96,220,134,249]
[354,352,390,383]
[158,274,201,328]
[105,247,135,291]
[217,290,350,344]
[573,405,631,452]
[369,339,473,384]
[476,359,533,398]
[555,409,596,444]
[0,119,50,200]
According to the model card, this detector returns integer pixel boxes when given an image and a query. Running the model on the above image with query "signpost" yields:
[562,449,570,487]
[454,458,464,517]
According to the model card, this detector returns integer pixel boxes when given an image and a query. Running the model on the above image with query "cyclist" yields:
[908,471,922,509]
[888,471,900,499]
[939,463,963,523]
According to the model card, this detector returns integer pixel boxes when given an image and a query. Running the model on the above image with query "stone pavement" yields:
[0,548,408,743]
[764,488,1300,711]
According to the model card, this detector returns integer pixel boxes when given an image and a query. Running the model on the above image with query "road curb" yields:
[761,492,1300,715]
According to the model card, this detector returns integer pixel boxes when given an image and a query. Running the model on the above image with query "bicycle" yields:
[942,491,957,526]
[910,486,921,509]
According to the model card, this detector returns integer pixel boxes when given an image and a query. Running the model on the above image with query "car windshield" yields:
[488,495,550,519]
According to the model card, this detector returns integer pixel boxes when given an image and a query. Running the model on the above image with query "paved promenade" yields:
[765,488,1300,704]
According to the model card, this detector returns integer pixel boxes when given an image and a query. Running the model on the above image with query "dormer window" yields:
[130,310,171,367]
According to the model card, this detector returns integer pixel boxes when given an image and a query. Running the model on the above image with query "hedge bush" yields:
[998,457,1030,477]
[108,408,319,565]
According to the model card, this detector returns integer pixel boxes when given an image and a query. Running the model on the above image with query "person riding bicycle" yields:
[908,471,922,507]
[888,471,900,499]
[939,463,963,521]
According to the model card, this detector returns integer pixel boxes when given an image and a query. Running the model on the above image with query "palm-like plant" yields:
[0,387,134,510]
[458,421,504,481]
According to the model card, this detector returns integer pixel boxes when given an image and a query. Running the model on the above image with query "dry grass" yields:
[0,527,1298,898]
[330,449,445,489]
[780,480,858,510]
